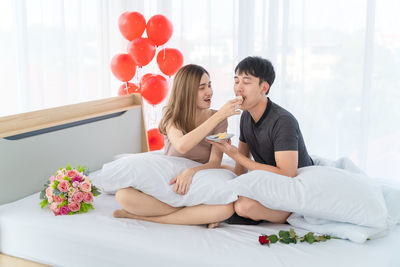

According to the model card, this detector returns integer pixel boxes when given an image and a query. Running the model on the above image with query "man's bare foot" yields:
[113,209,130,218]
[207,222,220,229]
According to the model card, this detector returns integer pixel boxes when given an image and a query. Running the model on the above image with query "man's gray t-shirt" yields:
[239,98,313,168]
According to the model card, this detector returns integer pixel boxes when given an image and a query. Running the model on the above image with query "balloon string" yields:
[151,105,156,127]
[136,65,139,85]
[125,82,128,94]
[154,105,158,127]
[146,103,150,130]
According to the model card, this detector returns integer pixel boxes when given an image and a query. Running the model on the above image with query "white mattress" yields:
[1,192,400,267]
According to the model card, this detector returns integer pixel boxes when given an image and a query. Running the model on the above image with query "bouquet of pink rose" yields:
[39,165,101,216]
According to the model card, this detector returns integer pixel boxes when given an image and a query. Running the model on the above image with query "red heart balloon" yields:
[156,48,184,76]
[146,14,173,46]
[141,74,168,105]
[147,128,164,151]
[127,37,156,67]
[140,73,154,86]
[118,12,146,41]
[118,82,140,96]
[110,54,136,82]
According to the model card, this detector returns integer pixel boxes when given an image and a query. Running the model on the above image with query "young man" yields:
[210,56,313,224]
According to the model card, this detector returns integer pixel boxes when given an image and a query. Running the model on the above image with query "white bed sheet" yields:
[1,193,400,267]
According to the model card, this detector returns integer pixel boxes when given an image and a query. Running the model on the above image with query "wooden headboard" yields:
[0,94,148,205]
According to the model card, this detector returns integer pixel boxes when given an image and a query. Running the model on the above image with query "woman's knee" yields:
[221,203,235,219]
[115,188,127,205]
[115,187,137,207]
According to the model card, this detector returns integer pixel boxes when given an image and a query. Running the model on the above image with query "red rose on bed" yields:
[259,235,269,245]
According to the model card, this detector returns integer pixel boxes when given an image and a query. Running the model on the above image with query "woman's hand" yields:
[216,97,243,120]
[169,168,196,195]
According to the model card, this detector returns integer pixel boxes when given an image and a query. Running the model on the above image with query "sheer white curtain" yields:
[1,0,399,179]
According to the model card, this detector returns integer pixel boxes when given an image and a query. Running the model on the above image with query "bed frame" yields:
[0,94,148,266]
[0,94,148,206]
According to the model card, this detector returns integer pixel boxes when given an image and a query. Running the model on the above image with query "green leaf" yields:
[83,203,89,212]
[279,238,290,244]
[58,200,68,208]
[83,167,89,176]
[289,228,296,239]
[53,189,61,196]
[268,235,278,244]
[66,164,71,170]
[279,230,290,239]
[305,233,315,244]
[92,186,101,196]
[40,190,46,200]
[40,199,48,208]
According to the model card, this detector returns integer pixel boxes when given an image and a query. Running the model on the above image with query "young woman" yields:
[113,64,243,228]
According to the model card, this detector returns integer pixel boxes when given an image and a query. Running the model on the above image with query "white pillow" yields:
[228,166,388,228]
[92,153,238,207]
[374,179,400,227]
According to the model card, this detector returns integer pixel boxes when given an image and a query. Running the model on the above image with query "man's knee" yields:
[234,197,256,218]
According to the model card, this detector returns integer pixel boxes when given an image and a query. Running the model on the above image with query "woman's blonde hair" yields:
[159,64,209,135]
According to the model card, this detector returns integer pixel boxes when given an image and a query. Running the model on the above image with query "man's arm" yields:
[232,150,298,177]
[210,141,298,177]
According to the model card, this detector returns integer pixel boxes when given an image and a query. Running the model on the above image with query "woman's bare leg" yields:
[114,187,181,216]
[221,164,235,173]
[114,203,234,226]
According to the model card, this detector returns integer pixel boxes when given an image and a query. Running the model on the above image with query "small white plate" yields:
[206,133,234,142]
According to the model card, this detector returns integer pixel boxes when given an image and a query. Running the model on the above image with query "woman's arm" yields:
[166,114,223,155]
[170,140,224,195]
[166,98,242,154]
[233,141,250,175]
[189,143,223,172]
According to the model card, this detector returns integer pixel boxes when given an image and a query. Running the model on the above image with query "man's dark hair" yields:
[235,56,275,95]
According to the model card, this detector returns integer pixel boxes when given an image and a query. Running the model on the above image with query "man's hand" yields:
[206,139,238,158]
[169,169,195,195]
